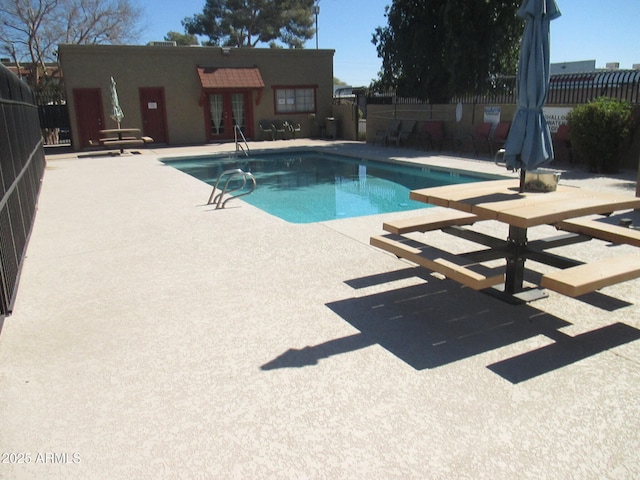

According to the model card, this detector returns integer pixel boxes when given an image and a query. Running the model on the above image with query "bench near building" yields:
[58,44,335,150]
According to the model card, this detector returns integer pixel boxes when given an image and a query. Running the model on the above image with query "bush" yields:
[567,97,633,173]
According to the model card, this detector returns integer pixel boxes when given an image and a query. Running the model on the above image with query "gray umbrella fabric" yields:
[110,76,124,128]
[503,0,561,175]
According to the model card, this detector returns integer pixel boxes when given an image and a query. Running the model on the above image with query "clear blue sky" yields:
[139,0,640,87]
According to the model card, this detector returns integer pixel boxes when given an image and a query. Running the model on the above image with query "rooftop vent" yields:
[147,41,177,47]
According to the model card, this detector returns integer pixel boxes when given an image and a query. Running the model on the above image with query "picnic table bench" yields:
[540,254,640,297]
[555,217,640,247]
[98,128,153,153]
[370,234,505,290]
[383,210,478,235]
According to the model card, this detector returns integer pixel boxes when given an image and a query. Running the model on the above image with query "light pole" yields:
[312,4,320,49]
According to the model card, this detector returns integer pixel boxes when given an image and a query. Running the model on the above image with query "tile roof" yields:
[197,67,265,89]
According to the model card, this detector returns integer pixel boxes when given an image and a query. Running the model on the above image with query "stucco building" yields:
[58,44,334,150]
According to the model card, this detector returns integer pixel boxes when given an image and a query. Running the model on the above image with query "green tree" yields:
[182,0,316,48]
[372,0,522,102]
[165,31,199,46]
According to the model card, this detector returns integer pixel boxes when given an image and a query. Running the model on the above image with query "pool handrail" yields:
[207,169,256,209]
[234,125,250,157]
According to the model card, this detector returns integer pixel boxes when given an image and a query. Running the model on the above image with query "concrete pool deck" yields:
[1,139,640,479]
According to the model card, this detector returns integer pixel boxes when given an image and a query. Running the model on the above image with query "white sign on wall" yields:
[484,106,501,126]
[543,107,572,133]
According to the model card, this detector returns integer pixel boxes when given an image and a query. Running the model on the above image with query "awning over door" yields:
[197,67,265,104]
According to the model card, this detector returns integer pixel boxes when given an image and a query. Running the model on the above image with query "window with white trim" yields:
[274,87,315,113]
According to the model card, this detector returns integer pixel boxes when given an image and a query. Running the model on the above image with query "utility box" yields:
[325,117,337,139]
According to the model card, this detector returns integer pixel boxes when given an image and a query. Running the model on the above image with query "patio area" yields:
[1,139,639,479]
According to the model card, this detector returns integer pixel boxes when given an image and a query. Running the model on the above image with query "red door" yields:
[205,92,253,141]
[139,87,168,144]
[73,88,104,149]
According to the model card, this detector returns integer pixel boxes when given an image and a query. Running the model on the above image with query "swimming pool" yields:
[161,150,497,223]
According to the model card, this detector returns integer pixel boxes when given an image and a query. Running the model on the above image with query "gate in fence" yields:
[35,91,70,145]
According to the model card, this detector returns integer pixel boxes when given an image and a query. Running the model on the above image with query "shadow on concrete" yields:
[77,150,143,159]
[487,322,640,383]
[261,334,375,370]
[262,267,640,383]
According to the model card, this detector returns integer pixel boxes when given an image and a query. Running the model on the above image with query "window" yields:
[274,87,316,113]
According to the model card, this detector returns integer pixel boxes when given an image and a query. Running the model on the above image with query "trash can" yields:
[325,117,337,139]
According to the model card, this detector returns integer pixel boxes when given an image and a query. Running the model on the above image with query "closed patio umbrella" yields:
[503,0,561,191]
[109,76,124,128]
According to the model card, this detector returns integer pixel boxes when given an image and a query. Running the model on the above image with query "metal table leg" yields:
[498,225,548,302]
[505,225,528,294]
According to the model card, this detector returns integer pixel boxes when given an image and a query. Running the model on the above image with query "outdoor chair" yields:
[272,120,288,140]
[259,120,275,141]
[421,120,445,151]
[490,121,511,155]
[373,119,401,146]
[470,122,493,156]
[285,120,301,138]
[390,120,416,147]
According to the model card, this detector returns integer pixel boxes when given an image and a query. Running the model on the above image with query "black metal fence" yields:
[548,70,640,105]
[367,70,640,106]
[0,64,46,318]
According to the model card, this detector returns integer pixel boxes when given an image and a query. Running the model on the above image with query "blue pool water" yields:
[161,150,494,223]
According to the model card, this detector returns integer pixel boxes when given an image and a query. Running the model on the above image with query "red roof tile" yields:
[197,67,265,89]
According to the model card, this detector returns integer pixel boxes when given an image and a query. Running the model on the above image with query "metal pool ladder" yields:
[234,125,250,156]
[207,169,256,209]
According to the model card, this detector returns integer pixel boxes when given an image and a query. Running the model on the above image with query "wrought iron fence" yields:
[0,64,46,318]
[367,70,640,106]
[547,70,640,104]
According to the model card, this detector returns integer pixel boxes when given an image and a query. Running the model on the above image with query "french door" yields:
[207,92,252,141]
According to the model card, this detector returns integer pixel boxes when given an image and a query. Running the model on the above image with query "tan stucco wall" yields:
[332,103,359,140]
[366,103,519,145]
[58,44,334,149]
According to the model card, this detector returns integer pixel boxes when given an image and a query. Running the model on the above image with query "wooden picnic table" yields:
[99,128,148,153]
[409,179,640,229]
[99,128,141,136]
[371,178,640,302]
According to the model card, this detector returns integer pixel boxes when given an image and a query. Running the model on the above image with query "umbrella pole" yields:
[519,169,526,193]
